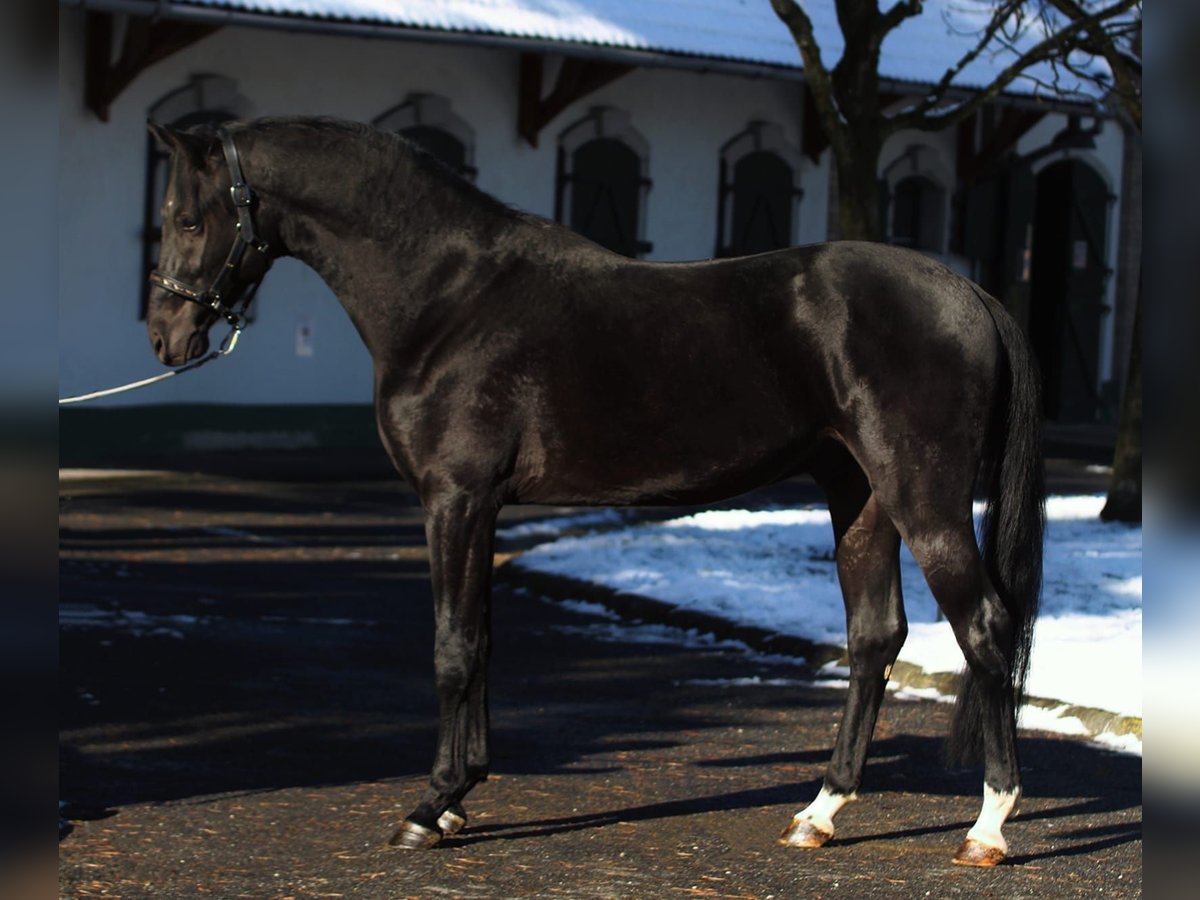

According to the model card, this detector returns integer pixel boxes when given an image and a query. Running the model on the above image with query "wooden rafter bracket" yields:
[85,11,219,122]
[518,52,634,148]
[957,108,1048,185]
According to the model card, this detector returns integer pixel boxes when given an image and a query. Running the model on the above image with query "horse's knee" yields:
[433,658,472,699]
[433,636,487,692]
[847,616,907,670]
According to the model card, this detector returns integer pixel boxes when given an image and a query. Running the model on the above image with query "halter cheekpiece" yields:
[148,129,269,327]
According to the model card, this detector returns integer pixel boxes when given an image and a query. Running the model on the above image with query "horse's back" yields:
[536,240,1003,436]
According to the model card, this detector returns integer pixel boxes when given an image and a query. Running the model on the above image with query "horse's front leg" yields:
[781,466,905,850]
[390,490,498,850]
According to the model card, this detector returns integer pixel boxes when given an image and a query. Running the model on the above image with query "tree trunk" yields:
[835,149,884,242]
[1101,282,1141,522]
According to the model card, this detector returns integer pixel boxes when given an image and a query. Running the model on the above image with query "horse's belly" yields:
[510,420,813,507]
[503,317,824,506]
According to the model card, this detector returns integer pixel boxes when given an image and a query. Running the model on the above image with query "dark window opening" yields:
[374,94,477,183]
[559,138,650,257]
[890,175,944,252]
[1030,159,1111,422]
[719,150,796,256]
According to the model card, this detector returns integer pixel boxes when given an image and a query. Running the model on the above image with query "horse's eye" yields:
[178,213,199,232]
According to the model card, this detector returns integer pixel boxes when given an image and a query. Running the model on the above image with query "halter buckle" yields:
[230,181,253,207]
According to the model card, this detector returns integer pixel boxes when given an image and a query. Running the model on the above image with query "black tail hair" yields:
[946,292,1046,766]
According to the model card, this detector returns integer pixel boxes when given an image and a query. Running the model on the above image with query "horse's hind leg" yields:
[390,490,498,850]
[781,458,906,848]
[901,518,1021,866]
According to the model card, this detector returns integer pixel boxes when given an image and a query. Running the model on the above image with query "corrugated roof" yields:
[86,0,1108,97]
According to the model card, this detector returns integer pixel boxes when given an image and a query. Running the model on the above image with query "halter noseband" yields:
[148,129,269,327]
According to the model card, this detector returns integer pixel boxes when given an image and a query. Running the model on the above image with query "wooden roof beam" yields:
[85,11,219,122]
[957,107,1049,184]
[518,52,633,148]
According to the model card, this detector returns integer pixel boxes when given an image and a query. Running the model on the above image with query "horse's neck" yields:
[256,128,511,360]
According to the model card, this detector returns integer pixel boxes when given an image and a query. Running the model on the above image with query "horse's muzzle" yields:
[150,325,209,366]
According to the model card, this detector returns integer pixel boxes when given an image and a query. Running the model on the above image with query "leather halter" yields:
[148,129,269,327]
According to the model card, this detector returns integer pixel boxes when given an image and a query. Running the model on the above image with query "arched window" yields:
[891,175,945,251]
[556,108,652,257]
[142,75,252,319]
[373,94,476,181]
[717,122,803,257]
[882,144,949,254]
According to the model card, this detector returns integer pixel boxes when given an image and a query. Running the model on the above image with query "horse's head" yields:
[145,121,272,365]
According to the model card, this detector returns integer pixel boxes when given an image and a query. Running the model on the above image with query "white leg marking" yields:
[965,784,1020,854]
[790,786,855,837]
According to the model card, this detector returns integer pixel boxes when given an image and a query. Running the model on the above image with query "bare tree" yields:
[771,0,1142,522]
[769,0,1139,240]
[1039,0,1141,130]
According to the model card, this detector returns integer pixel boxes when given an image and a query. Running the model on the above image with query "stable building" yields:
[59,0,1138,459]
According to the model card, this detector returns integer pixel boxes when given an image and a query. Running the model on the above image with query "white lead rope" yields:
[58,325,243,406]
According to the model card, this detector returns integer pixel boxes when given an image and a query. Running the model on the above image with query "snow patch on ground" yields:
[516,495,1141,754]
[496,509,626,540]
[59,606,200,639]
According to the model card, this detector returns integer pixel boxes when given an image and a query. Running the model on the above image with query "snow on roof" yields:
[109,1,1107,97]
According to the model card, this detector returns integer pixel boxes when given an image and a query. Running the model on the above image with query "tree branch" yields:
[880,0,926,36]
[769,0,847,155]
[1044,0,1141,130]
[885,0,1138,134]
[886,0,1029,133]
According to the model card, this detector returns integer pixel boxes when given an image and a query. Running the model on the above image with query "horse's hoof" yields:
[952,838,1006,867]
[778,816,833,849]
[437,804,467,836]
[388,820,442,850]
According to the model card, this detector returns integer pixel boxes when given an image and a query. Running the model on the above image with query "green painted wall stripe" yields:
[60,404,379,464]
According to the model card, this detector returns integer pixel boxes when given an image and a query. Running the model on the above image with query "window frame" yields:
[890,174,945,251]
[373,93,477,181]
[715,121,803,257]
[881,144,951,255]
[555,107,653,257]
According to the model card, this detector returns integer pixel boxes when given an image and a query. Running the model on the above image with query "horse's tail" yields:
[947,290,1046,766]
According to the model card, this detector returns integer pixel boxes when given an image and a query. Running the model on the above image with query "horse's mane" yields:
[227,116,527,225]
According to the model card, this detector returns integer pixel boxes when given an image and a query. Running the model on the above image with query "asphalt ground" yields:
[58,456,1140,898]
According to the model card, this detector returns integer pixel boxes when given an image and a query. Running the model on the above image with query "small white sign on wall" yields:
[1072,239,1089,270]
[295,317,314,357]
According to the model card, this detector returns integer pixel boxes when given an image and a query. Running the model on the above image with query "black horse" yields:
[145,117,1044,866]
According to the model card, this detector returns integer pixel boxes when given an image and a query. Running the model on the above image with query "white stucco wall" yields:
[58,11,1126,414]
[58,11,829,407]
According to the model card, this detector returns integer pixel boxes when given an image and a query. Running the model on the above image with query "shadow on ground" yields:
[60,466,1137,869]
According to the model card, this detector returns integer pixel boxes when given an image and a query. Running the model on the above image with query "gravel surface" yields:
[59,466,1140,898]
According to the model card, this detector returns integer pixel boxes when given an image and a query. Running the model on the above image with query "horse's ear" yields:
[147,120,176,150]
[146,120,216,169]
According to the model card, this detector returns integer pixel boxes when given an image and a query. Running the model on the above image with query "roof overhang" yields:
[68,0,809,82]
[66,0,1103,119]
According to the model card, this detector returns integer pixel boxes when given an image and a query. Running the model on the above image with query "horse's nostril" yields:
[151,331,165,356]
